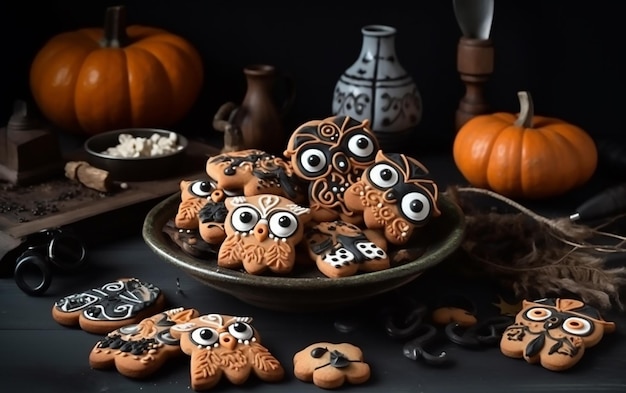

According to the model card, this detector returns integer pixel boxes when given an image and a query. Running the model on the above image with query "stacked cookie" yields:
[170,115,441,278]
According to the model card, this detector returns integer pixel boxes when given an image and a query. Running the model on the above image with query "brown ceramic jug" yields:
[213,64,295,156]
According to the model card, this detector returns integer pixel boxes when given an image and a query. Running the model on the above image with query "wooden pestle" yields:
[455,37,494,131]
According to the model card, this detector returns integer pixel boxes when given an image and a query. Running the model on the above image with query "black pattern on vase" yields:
[332,25,422,143]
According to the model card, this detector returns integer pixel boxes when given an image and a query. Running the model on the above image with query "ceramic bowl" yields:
[84,128,188,181]
[142,193,466,312]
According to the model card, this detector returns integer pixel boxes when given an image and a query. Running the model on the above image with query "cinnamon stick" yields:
[64,161,127,192]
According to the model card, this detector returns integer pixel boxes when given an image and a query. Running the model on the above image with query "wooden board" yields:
[0,141,219,241]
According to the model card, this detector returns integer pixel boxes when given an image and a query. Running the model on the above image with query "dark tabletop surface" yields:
[1,151,625,393]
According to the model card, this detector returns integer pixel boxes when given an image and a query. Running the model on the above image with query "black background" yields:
[2,0,625,154]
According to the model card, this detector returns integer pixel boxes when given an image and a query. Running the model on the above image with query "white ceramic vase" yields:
[332,25,422,150]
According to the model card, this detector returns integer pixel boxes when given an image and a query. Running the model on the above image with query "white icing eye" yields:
[562,317,593,336]
[269,211,298,238]
[231,207,260,232]
[223,188,239,197]
[190,327,219,346]
[525,307,553,321]
[401,192,431,223]
[299,148,327,175]
[228,322,254,341]
[368,163,399,188]
[347,134,375,158]
[190,181,213,197]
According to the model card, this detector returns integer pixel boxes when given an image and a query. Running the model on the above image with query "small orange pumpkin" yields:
[453,91,597,199]
[29,5,204,135]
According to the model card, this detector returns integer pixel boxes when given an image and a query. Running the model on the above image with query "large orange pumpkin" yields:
[453,91,597,199]
[29,6,204,135]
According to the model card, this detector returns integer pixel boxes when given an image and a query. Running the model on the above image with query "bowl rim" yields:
[142,192,466,290]
[84,128,189,161]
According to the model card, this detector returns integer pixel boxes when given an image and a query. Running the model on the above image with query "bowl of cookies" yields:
[84,128,188,181]
[142,116,466,312]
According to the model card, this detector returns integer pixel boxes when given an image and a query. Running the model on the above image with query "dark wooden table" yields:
[1,153,625,393]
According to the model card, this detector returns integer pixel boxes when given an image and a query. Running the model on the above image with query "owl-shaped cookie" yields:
[218,194,312,275]
[205,148,305,203]
[175,179,214,229]
[170,313,285,391]
[500,298,616,371]
[283,115,379,224]
[344,150,441,245]
[304,220,390,278]
[90,307,200,379]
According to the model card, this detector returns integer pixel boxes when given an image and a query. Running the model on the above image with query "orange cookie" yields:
[500,298,616,371]
[283,115,380,224]
[175,179,214,229]
[293,342,370,389]
[90,307,200,378]
[218,194,312,275]
[170,313,285,391]
[52,278,165,335]
[344,150,441,245]
[304,220,389,278]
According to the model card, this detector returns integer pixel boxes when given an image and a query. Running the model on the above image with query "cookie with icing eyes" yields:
[304,220,390,278]
[52,278,165,335]
[218,194,312,275]
[283,115,380,224]
[170,313,285,391]
[204,148,306,203]
[175,179,214,229]
[500,298,616,371]
[344,150,441,245]
[89,307,200,379]
[293,342,370,389]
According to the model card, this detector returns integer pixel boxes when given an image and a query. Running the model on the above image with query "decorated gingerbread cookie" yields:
[205,148,305,203]
[218,194,312,275]
[52,278,165,335]
[304,220,390,278]
[344,150,441,245]
[197,199,229,245]
[500,298,616,371]
[283,115,379,224]
[170,313,285,391]
[293,342,371,389]
[175,179,214,229]
[89,307,200,378]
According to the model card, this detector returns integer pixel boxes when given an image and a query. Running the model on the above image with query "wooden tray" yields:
[0,141,219,251]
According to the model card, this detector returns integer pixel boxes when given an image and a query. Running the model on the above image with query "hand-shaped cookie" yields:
[293,342,370,389]
[90,307,200,378]
[170,313,285,391]
[500,298,616,371]
[218,194,312,275]
[344,150,440,245]
[304,220,390,278]
[52,278,165,334]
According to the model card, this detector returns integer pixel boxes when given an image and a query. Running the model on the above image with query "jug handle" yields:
[213,102,242,152]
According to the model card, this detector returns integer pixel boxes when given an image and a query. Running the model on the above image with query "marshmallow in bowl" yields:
[102,132,182,158]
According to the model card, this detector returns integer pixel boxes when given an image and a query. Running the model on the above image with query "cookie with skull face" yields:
[283,115,380,224]
[89,307,200,378]
[344,150,441,245]
[500,298,616,371]
[170,313,285,391]
[293,342,371,389]
[218,194,312,275]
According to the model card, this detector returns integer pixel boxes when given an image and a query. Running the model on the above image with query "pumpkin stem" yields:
[514,91,534,128]
[100,5,129,48]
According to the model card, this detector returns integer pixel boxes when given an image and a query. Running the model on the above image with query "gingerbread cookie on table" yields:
[170,313,285,391]
[218,194,312,275]
[304,220,390,278]
[90,307,200,378]
[500,298,616,371]
[283,115,379,224]
[293,342,371,389]
[52,278,165,335]
[344,150,441,245]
